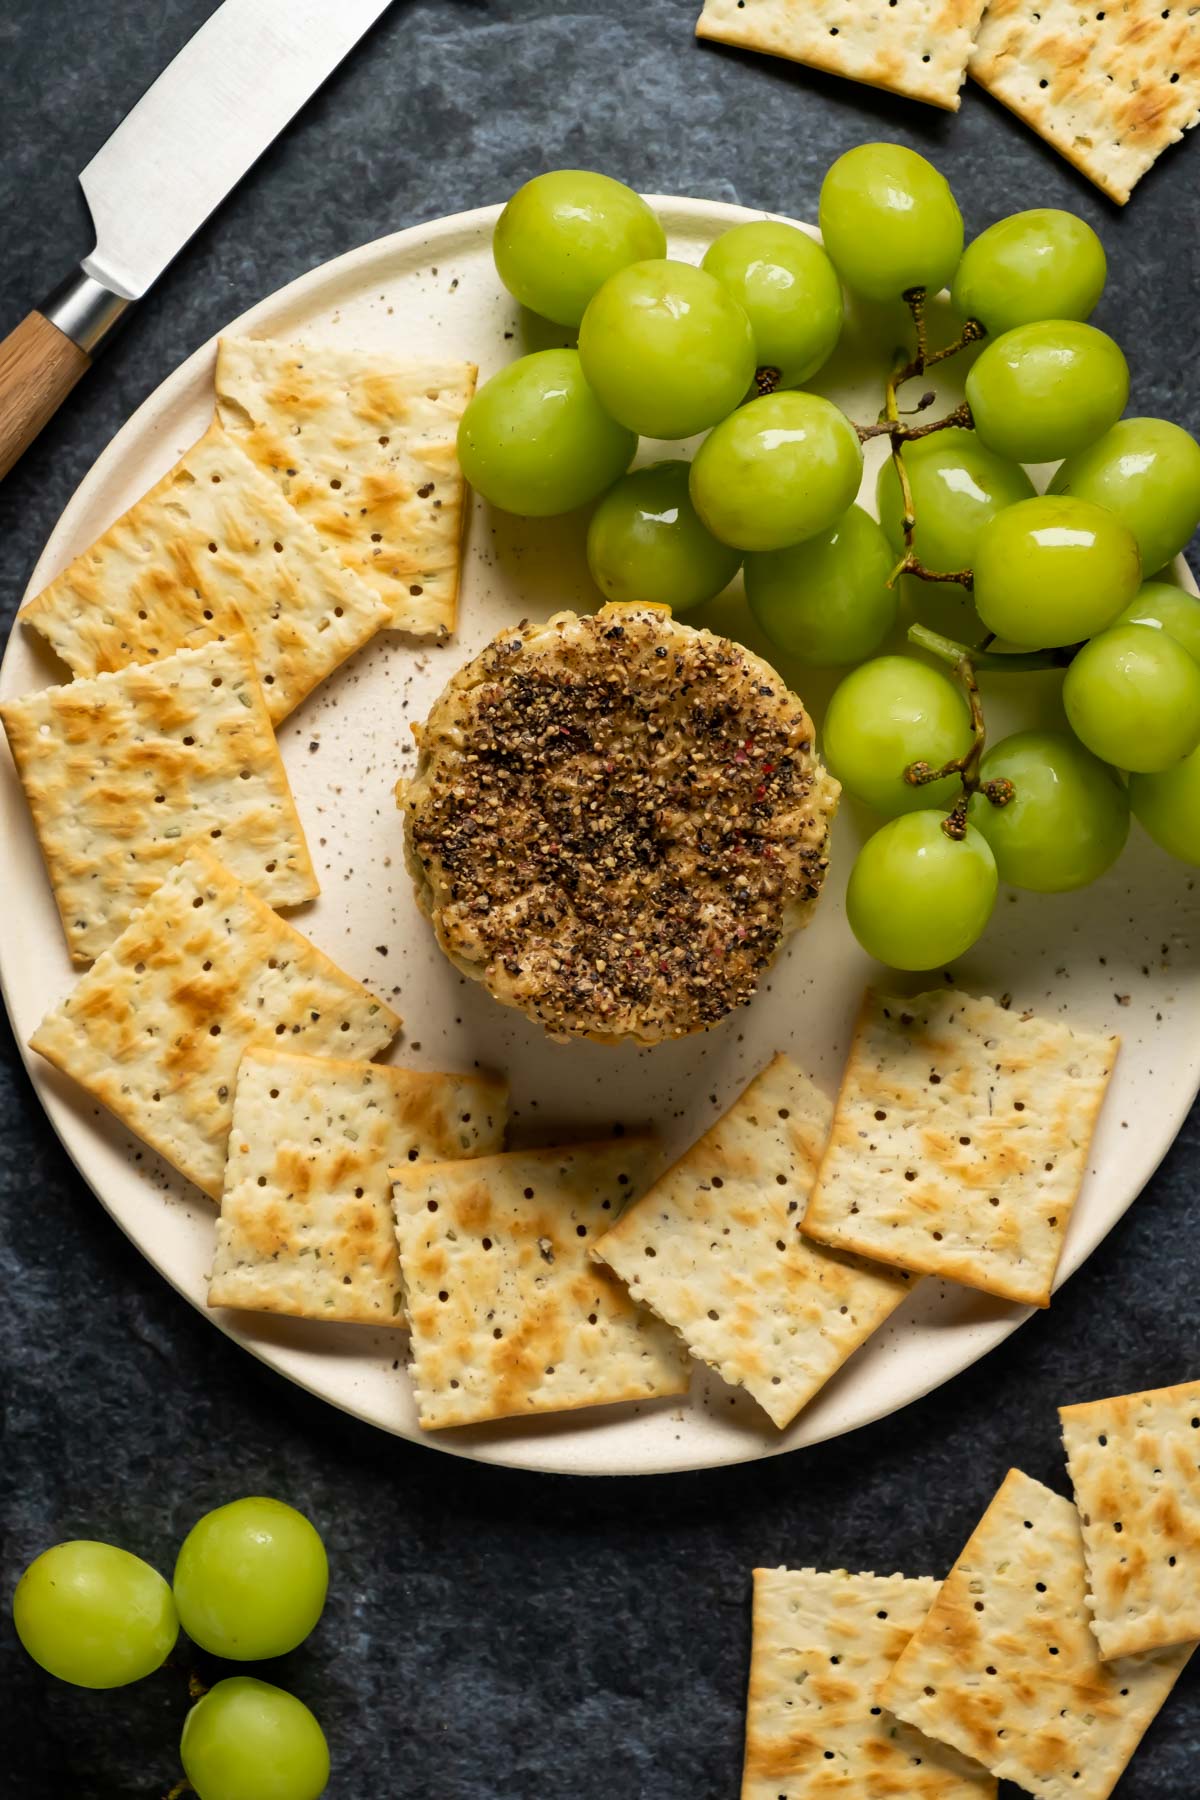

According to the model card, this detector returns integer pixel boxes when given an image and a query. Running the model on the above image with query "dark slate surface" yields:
[1,2,1199,1795]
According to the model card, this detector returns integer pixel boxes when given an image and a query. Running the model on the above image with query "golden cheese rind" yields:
[391,1139,691,1429]
[1060,1378,1200,1659]
[1,633,317,965]
[29,848,400,1198]
[880,1469,1194,1800]
[742,1567,996,1799]
[801,990,1118,1308]
[593,1054,912,1429]
[215,336,476,636]
[209,1048,508,1326]
[20,423,390,723]
[969,0,1200,204]
[696,0,988,111]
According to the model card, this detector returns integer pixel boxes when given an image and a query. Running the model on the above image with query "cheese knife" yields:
[0,0,395,480]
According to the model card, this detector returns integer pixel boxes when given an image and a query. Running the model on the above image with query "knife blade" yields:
[0,0,395,480]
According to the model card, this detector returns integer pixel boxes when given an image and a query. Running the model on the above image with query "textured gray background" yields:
[2,2,1199,1795]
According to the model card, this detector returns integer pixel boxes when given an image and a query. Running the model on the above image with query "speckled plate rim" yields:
[2,197,1198,1476]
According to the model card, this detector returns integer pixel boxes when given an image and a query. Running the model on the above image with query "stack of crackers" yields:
[694,0,1199,202]
[743,1374,1200,1797]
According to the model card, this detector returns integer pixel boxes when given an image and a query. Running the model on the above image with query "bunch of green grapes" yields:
[13,1497,331,1800]
[474,155,1200,974]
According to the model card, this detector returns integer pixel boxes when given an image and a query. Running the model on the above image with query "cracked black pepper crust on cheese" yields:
[401,604,840,1045]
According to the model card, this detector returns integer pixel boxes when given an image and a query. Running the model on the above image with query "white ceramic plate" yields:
[3,199,1198,1476]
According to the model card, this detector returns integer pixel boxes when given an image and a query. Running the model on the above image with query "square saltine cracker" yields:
[1061,1378,1200,1658]
[802,991,1118,1308]
[881,1469,1194,1800]
[593,1054,913,1429]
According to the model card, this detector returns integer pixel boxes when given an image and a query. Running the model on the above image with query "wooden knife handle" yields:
[0,311,91,480]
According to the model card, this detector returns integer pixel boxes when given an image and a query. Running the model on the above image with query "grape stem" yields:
[163,1782,193,1799]
[908,622,1076,674]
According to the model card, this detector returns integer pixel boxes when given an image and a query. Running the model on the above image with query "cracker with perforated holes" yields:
[209,1049,508,1326]
[880,1469,1194,1800]
[391,1140,691,1429]
[592,1055,912,1430]
[215,336,476,637]
[1060,1379,1200,1659]
[743,1567,996,1799]
[969,0,1200,204]
[1,633,317,965]
[801,991,1118,1308]
[29,848,400,1199]
[695,0,988,111]
[20,423,389,723]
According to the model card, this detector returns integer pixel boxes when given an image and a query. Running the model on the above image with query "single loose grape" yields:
[822,656,973,815]
[493,170,666,327]
[13,1541,177,1689]
[578,259,755,439]
[586,461,741,611]
[744,505,897,666]
[972,495,1141,649]
[818,144,963,302]
[965,321,1129,464]
[968,731,1129,891]
[173,1498,327,1662]
[876,428,1034,574]
[847,812,997,970]
[688,391,862,552]
[1048,418,1200,577]
[1064,624,1200,773]
[1129,746,1200,866]
[951,209,1106,336]
[1116,581,1200,666]
[181,1678,329,1800]
[457,350,635,516]
[702,221,843,385]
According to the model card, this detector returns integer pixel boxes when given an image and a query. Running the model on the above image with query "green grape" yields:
[586,461,740,611]
[1129,746,1200,865]
[972,495,1141,649]
[822,656,972,815]
[493,170,666,327]
[951,209,1106,336]
[181,1678,329,1800]
[967,731,1129,891]
[965,321,1129,464]
[1064,624,1200,773]
[578,259,756,439]
[847,812,997,970]
[688,391,863,552]
[1048,418,1200,577]
[818,144,963,303]
[13,1540,177,1689]
[457,350,635,516]
[876,428,1034,574]
[744,505,897,666]
[1116,580,1200,666]
[701,221,843,386]
[173,1497,327,1662]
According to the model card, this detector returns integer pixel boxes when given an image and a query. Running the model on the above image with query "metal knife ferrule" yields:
[40,270,132,356]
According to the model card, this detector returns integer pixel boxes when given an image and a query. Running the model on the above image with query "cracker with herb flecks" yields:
[880,1469,1194,1800]
[216,336,476,637]
[801,990,1118,1308]
[696,0,988,111]
[1,633,316,965]
[593,1054,913,1429]
[1060,1378,1200,1659]
[391,1140,690,1429]
[210,1049,508,1326]
[30,849,400,1198]
[969,0,1200,206]
[742,1567,996,1799]
[20,424,389,723]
